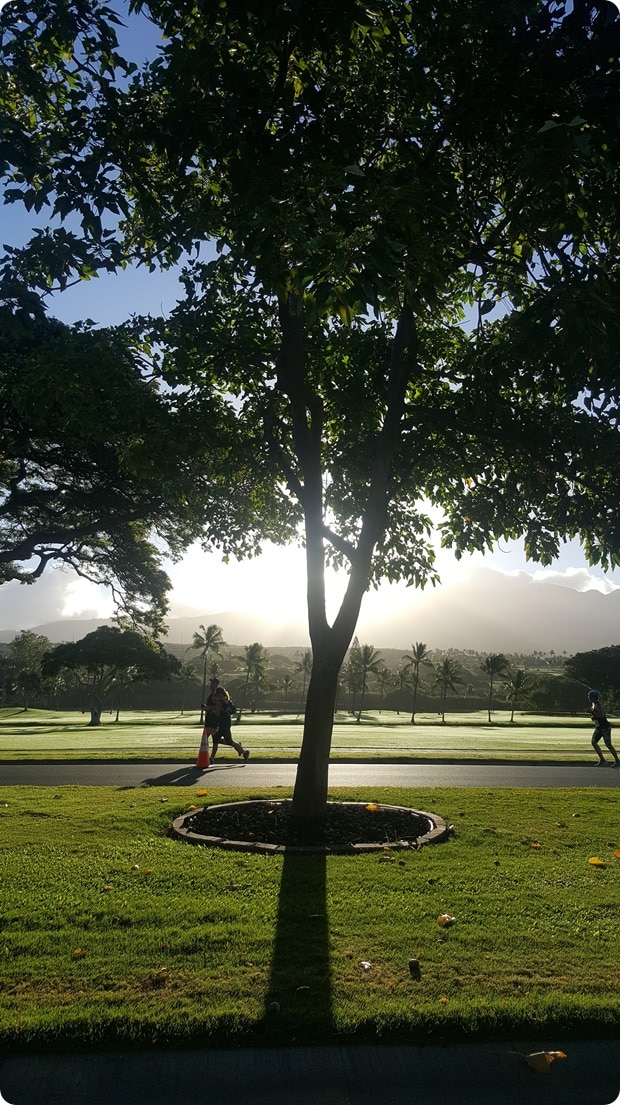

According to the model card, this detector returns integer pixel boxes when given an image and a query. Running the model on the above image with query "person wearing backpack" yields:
[211,686,250,762]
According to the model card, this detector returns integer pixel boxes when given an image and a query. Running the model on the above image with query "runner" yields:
[587,689,620,768]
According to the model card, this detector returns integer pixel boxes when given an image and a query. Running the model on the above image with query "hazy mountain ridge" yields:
[1,571,619,652]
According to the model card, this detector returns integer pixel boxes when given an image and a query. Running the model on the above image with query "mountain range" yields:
[1,568,619,653]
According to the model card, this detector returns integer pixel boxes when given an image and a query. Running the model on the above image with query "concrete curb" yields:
[170,799,451,854]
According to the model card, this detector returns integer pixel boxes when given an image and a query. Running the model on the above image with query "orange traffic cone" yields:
[196,728,211,769]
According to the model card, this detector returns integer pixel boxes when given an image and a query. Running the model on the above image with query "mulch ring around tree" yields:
[170,799,451,854]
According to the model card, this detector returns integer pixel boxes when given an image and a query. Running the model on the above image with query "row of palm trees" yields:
[190,624,313,721]
[338,640,530,724]
[400,645,529,724]
[190,625,530,724]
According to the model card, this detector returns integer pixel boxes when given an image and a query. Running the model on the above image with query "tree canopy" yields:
[2,0,620,826]
[1,310,195,631]
[564,645,620,705]
[42,625,180,724]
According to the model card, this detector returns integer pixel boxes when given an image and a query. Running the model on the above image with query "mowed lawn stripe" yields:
[0,785,618,1048]
[0,708,599,762]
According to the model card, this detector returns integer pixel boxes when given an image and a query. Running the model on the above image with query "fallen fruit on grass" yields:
[437,913,456,926]
[614,849,620,859]
[525,1050,567,1073]
[72,948,86,958]
[588,857,607,867]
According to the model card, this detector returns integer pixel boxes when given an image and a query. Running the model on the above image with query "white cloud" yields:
[60,578,115,619]
[530,567,620,594]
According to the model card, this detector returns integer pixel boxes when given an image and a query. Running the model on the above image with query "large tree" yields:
[42,625,180,725]
[5,629,51,710]
[564,645,620,707]
[0,309,204,632]
[3,0,620,829]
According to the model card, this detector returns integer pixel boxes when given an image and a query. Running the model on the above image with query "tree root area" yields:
[185,799,430,848]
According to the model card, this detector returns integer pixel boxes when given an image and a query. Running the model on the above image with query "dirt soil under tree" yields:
[183,799,434,848]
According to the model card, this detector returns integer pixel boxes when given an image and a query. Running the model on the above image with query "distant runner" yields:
[211,686,250,763]
[587,690,620,768]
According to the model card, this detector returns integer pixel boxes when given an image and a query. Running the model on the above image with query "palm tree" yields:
[375,666,395,713]
[279,672,295,713]
[481,653,509,723]
[189,623,226,724]
[176,661,200,715]
[249,667,269,713]
[293,650,313,713]
[343,641,363,714]
[431,657,463,724]
[237,642,269,718]
[402,641,432,723]
[356,643,383,722]
[395,664,409,715]
[503,668,531,723]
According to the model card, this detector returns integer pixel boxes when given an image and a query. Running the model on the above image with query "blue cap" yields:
[587,689,600,699]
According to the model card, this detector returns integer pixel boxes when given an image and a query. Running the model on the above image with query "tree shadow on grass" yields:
[262,850,332,1043]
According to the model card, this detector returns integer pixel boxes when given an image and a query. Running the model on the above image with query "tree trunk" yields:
[356,677,366,723]
[280,301,418,833]
[410,675,419,724]
[291,652,342,830]
[89,707,102,726]
[200,658,207,725]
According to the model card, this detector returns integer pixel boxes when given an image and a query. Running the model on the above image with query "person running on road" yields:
[588,689,620,768]
[202,676,221,758]
[211,686,250,762]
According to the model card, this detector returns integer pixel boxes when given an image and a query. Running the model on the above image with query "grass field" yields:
[0,784,618,1049]
[0,707,598,763]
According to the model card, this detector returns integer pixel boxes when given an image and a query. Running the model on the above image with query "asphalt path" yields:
[2,759,620,788]
[2,1039,619,1105]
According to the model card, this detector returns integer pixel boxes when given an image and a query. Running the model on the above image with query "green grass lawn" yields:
[0,785,618,1049]
[0,707,597,762]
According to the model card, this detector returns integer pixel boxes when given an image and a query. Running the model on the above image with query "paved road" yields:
[1,759,620,788]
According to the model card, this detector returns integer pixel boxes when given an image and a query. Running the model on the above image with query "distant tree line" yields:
[2,625,617,722]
